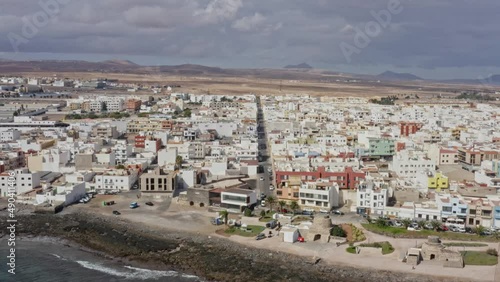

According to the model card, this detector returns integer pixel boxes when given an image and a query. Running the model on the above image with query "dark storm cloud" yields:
[1,0,499,76]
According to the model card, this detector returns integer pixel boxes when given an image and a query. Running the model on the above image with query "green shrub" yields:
[244,208,252,217]
[487,248,498,257]
[330,225,347,237]
[346,246,356,254]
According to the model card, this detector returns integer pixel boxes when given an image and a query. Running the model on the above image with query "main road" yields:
[255,96,273,201]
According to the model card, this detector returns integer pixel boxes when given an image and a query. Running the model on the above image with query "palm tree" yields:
[375,217,387,227]
[430,220,442,231]
[278,200,286,212]
[417,220,427,230]
[219,210,229,225]
[267,196,276,212]
[401,218,412,229]
[260,210,266,218]
[475,225,485,236]
[289,201,299,214]
[175,156,183,169]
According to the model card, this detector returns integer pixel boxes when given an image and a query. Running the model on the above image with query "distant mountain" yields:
[442,74,500,85]
[284,63,313,69]
[377,71,422,81]
[101,59,138,66]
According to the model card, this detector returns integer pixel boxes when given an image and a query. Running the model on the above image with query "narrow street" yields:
[256,96,273,200]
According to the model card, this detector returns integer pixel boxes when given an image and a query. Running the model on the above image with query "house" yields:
[435,194,468,222]
[464,198,493,228]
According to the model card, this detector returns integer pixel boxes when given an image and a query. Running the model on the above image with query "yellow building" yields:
[428,172,449,191]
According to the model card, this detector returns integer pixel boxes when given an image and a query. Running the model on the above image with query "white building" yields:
[390,151,435,178]
[0,169,41,197]
[35,182,86,206]
[221,188,257,212]
[158,148,178,167]
[91,169,138,193]
[356,181,388,216]
[299,180,340,210]
[0,129,21,142]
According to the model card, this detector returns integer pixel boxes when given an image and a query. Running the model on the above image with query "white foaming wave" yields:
[124,266,180,280]
[51,254,67,261]
[76,261,198,280]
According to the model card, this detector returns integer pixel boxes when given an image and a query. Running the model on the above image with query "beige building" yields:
[127,119,168,134]
[92,124,118,139]
[140,167,177,195]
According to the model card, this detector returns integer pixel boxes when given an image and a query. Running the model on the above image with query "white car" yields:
[319,209,329,213]
[269,185,274,191]
[261,201,266,207]
[259,177,264,181]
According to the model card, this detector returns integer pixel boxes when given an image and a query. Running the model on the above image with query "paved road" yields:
[256,96,273,201]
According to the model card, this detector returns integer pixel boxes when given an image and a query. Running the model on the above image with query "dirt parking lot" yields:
[66,191,220,234]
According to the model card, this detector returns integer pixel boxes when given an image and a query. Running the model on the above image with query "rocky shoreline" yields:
[0,212,465,282]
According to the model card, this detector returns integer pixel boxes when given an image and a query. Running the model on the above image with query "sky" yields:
[0,0,500,80]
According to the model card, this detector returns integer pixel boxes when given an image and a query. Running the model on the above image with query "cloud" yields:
[194,0,243,24]
[232,13,266,32]
[0,0,499,78]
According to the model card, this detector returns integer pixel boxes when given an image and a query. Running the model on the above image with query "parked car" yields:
[424,223,433,230]
[319,209,329,213]
[439,225,449,232]
[112,211,121,215]
[261,200,266,207]
[481,230,492,236]
[102,201,115,206]
[298,236,305,242]
[129,202,139,209]
[145,202,154,206]
[332,210,344,215]
[302,211,314,216]
[456,226,466,233]
[393,221,402,227]
[256,233,266,240]
[259,177,264,181]
[266,220,277,229]
[269,185,274,191]
[260,193,266,200]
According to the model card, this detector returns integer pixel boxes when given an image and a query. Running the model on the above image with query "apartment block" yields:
[299,181,339,210]
[140,167,177,195]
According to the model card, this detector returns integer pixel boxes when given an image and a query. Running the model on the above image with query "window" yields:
[442,207,452,212]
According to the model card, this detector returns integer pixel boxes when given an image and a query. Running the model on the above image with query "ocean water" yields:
[0,240,202,282]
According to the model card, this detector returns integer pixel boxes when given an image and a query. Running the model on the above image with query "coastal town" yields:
[0,75,500,281]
